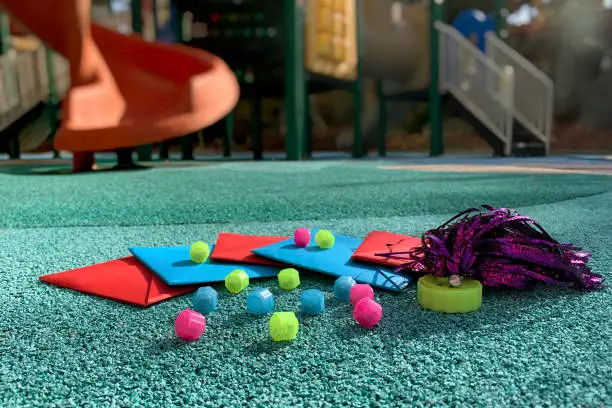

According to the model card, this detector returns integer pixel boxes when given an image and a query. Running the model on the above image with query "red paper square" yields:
[40,256,197,306]
[210,232,289,267]
[352,231,421,267]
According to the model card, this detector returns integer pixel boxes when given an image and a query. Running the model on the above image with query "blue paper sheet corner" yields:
[129,245,280,286]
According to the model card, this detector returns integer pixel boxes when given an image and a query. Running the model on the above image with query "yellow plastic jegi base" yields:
[417,275,483,314]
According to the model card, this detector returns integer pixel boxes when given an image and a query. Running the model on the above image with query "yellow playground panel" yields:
[305,0,358,81]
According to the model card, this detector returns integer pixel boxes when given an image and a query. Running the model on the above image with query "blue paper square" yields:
[252,230,411,292]
[129,245,280,286]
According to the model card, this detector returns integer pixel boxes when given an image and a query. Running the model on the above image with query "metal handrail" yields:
[485,32,553,155]
[436,21,515,155]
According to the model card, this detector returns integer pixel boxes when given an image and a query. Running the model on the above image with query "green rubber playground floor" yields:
[0,158,611,407]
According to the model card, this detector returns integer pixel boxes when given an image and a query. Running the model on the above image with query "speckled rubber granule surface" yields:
[0,161,610,407]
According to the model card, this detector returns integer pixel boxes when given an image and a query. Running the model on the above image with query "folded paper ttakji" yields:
[40,256,197,306]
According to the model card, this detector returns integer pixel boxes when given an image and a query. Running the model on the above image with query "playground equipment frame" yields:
[0,0,511,161]
[137,0,508,161]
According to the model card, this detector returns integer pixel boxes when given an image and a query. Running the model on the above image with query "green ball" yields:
[189,241,210,264]
[278,268,300,291]
[225,269,249,294]
[315,230,335,249]
[269,312,299,342]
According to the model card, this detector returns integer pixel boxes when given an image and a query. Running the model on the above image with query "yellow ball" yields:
[278,268,300,291]
[315,230,335,249]
[189,241,210,264]
[269,312,299,342]
[225,269,249,294]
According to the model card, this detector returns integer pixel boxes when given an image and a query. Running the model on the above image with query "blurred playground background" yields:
[0,0,611,163]
[1,2,612,405]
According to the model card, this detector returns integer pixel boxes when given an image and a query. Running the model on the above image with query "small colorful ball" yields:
[246,288,275,315]
[315,230,335,249]
[174,309,206,341]
[278,268,300,291]
[353,298,382,328]
[269,312,299,342]
[225,269,249,294]
[294,228,311,247]
[300,289,325,316]
[333,276,356,302]
[350,283,374,306]
[448,275,463,287]
[189,241,210,263]
[192,286,218,314]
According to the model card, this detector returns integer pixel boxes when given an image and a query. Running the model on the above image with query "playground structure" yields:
[177,0,553,158]
[0,0,554,169]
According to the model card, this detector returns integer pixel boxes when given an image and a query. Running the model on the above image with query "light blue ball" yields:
[300,289,325,316]
[193,286,218,314]
[246,288,275,315]
[333,276,356,302]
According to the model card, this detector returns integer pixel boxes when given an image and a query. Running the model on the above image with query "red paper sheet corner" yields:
[40,256,196,306]
[352,231,422,267]
[210,232,289,267]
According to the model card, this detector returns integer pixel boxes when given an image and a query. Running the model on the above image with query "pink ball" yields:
[294,228,311,247]
[353,298,383,328]
[174,309,206,341]
[350,283,374,306]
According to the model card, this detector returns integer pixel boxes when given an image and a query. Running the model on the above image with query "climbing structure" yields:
[0,30,69,158]
[0,0,555,162]
[436,11,553,156]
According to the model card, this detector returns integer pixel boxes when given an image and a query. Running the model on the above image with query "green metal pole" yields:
[376,79,386,157]
[159,140,169,159]
[45,50,61,158]
[45,52,59,108]
[493,0,508,39]
[160,1,186,160]
[172,2,182,42]
[284,0,306,160]
[251,90,263,160]
[223,112,233,158]
[428,0,445,156]
[352,0,364,158]
[180,132,195,160]
[0,12,10,54]
[0,11,18,158]
[131,0,153,161]
[131,0,143,33]
[0,11,15,158]
[174,3,195,161]
[303,83,312,158]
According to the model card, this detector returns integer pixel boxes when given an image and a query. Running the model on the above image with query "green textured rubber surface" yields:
[1,162,612,228]
[0,161,611,407]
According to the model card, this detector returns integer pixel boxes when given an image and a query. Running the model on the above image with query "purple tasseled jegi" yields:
[376,205,604,290]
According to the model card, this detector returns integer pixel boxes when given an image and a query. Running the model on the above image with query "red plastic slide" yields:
[1,0,239,168]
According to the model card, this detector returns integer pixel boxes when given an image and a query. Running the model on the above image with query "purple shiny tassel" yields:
[381,205,604,290]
